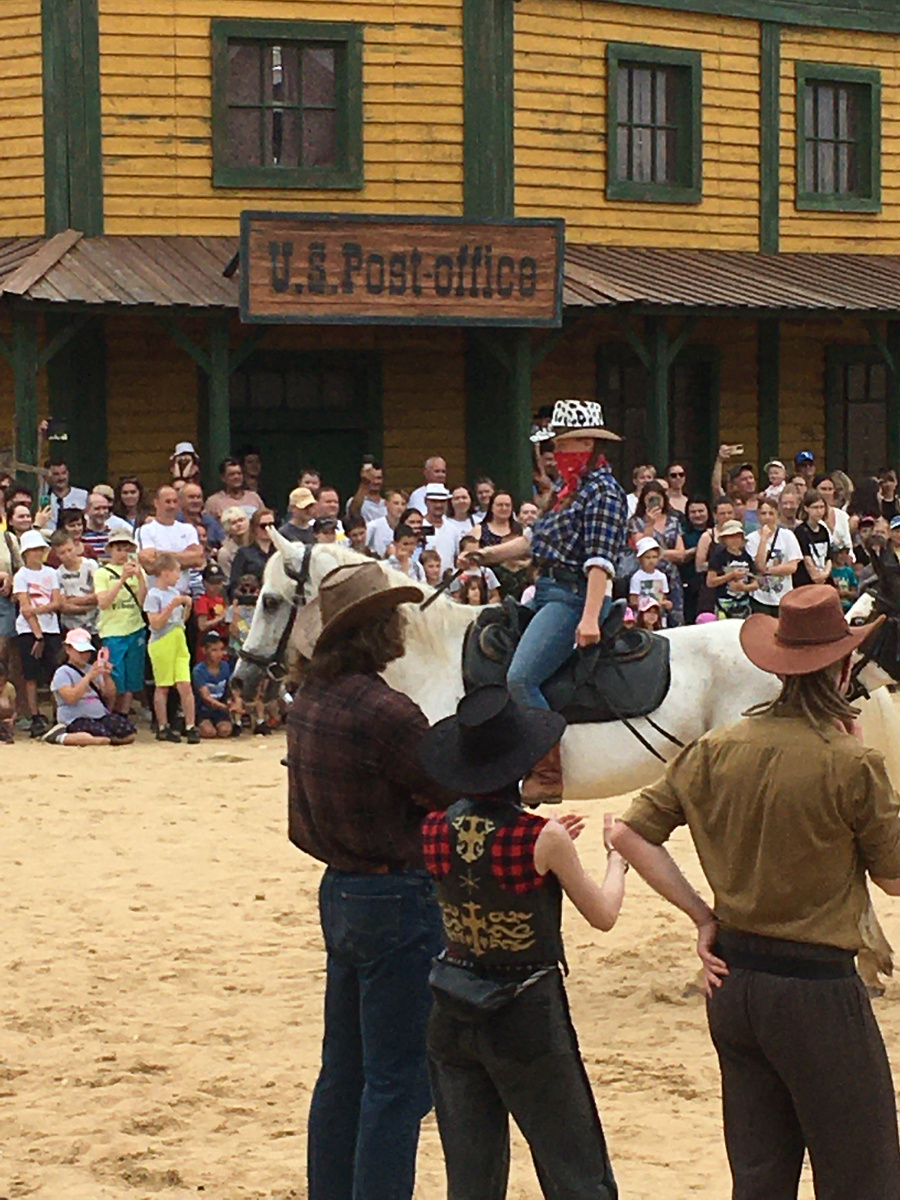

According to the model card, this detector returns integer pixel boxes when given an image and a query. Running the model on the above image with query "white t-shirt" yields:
[745,526,802,608]
[423,521,461,574]
[828,507,854,557]
[348,495,387,524]
[13,565,61,634]
[445,516,476,540]
[626,493,640,518]
[408,485,429,515]
[629,568,669,601]
[46,487,90,532]
[57,557,98,631]
[366,516,397,558]
[137,519,200,592]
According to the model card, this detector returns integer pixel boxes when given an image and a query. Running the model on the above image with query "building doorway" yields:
[596,344,719,495]
[225,350,382,513]
[826,347,888,479]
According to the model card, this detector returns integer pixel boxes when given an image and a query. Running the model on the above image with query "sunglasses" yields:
[668,470,685,478]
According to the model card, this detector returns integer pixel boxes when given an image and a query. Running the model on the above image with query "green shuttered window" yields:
[211,19,363,190]
[795,63,881,213]
[606,43,702,204]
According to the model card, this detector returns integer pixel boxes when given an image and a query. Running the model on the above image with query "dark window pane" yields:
[285,369,322,409]
[655,69,668,123]
[228,43,262,105]
[616,126,629,180]
[304,47,336,107]
[804,85,815,137]
[266,109,301,167]
[248,370,284,409]
[846,363,866,402]
[303,109,337,167]
[805,140,815,191]
[227,108,262,167]
[617,66,629,120]
[818,85,835,139]
[817,141,834,194]
[632,125,652,182]
[633,68,653,124]
[321,370,355,409]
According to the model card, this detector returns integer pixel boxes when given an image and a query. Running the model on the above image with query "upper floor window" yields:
[211,19,363,190]
[795,63,880,213]
[606,43,702,205]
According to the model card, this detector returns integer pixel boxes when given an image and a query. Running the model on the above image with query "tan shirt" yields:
[623,707,900,950]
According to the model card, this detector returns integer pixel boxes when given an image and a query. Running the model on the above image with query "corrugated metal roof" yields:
[3,234,900,315]
[563,245,900,313]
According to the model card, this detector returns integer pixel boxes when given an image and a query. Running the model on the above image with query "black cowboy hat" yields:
[418,685,566,794]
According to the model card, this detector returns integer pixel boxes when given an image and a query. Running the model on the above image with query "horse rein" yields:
[236,542,313,682]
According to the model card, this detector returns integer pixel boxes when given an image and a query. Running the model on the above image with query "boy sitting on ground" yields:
[144,553,200,744]
[192,631,237,739]
[43,629,136,746]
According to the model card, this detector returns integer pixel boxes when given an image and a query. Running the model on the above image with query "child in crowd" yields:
[229,573,268,735]
[832,546,858,612]
[762,458,787,501]
[194,561,230,656]
[387,524,426,582]
[449,535,501,603]
[635,593,662,630]
[313,518,338,544]
[0,658,15,742]
[12,529,62,738]
[628,536,672,622]
[44,628,136,746]
[93,529,147,717]
[345,515,372,556]
[457,574,488,606]
[419,548,443,588]
[51,530,98,635]
[706,520,758,619]
[192,631,237,739]
[144,553,199,744]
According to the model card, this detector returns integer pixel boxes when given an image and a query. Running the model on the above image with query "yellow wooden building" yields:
[2,0,900,505]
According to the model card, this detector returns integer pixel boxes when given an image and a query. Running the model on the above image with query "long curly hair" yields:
[745,665,859,739]
[302,608,408,684]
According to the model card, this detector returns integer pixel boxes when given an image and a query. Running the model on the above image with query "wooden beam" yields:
[229,327,268,375]
[758,319,781,467]
[612,316,652,369]
[12,312,39,479]
[509,330,534,505]
[760,23,781,254]
[156,314,212,376]
[666,317,696,368]
[207,316,231,481]
[646,316,670,471]
[865,319,896,375]
[0,230,83,297]
[0,334,12,368]
[36,312,91,370]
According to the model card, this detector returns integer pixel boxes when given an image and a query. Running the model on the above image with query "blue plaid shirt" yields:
[530,465,628,578]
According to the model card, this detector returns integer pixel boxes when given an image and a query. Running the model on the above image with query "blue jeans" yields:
[507,576,610,710]
[308,868,444,1200]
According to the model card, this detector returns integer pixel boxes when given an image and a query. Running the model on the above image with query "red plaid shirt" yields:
[422,801,548,894]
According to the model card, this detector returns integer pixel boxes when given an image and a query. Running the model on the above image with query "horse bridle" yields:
[237,542,313,682]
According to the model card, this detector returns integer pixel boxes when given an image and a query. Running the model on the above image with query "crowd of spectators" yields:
[0,432,896,745]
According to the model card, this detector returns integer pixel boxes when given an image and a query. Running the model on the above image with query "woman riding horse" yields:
[461,398,629,801]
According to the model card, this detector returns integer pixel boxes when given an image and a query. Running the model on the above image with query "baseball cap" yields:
[314,517,338,533]
[19,529,48,554]
[64,628,94,652]
[106,528,137,547]
[289,486,317,510]
[719,520,745,537]
[203,561,225,582]
[201,629,226,646]
[795,449,815,465]
[424,484,452,501]
[635,536,660,558]
[637,594,661,612]
[859,515,877,527]
[890,516,900,531]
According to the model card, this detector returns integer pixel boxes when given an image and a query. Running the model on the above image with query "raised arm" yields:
[533,815,627,932]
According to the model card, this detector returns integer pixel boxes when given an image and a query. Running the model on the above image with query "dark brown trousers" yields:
[707,959,900,1200]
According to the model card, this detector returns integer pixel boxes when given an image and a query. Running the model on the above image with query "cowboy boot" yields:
[521,744,563,806]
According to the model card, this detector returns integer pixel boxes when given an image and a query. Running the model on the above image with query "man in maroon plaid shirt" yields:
[286,561,452,1200]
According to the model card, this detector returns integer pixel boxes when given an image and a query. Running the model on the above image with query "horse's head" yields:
[847,545,900,693]
[230,533,388,697]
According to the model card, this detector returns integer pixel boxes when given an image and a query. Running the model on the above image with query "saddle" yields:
[462,597,671,726]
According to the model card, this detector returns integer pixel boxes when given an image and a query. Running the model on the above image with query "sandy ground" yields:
[2,732,900,1200]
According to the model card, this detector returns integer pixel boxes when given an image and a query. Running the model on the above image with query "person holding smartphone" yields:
[43,628,136,745]
[626,481,686,626]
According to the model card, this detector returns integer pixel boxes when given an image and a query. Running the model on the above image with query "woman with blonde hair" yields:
[217,507,252,580]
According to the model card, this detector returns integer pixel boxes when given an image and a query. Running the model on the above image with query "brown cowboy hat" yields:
[293,560,422,658]
[740,584,884,676]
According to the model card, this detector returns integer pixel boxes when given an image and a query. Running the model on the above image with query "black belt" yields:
[536,562,584,587]
[715,930,856,981]
[445,953,559,982]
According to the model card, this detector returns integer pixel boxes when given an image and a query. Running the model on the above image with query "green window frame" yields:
[795,62,880,213]
[606,42,702,204]
[211,18,363,190]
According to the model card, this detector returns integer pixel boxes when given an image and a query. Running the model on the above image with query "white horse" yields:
[234,534,900,800]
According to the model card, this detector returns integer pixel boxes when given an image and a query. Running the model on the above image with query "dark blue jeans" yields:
[307,868,443,1200]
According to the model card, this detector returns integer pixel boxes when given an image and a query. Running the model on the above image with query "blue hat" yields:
[890,516,900,531]
[794,449,815,465]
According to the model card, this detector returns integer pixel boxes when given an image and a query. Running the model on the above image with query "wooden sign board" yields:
[239,212,564,327]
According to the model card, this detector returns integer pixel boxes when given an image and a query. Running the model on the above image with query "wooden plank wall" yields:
[0,0,44,235]
[513,0,760,248]
[102,318,466,494]
[780,29,900,251]
[97,0,464,235]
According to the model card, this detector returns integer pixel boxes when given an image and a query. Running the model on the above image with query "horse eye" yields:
[263,594,281,613]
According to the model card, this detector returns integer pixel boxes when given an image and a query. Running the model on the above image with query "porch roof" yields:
[3,232,900,317]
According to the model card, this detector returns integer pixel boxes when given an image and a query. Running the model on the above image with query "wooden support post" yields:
[888,321,900,473]
[509,330,534,505]
[207,316,231,490]
[758,319,780,467]
[12,311,39,484]
[760,23,781,254]
[646,316,669,471]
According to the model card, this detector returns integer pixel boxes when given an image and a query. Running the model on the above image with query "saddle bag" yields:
[429,955,554,1024]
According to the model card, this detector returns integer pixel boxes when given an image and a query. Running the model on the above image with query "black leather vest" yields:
[435,797,564,973]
